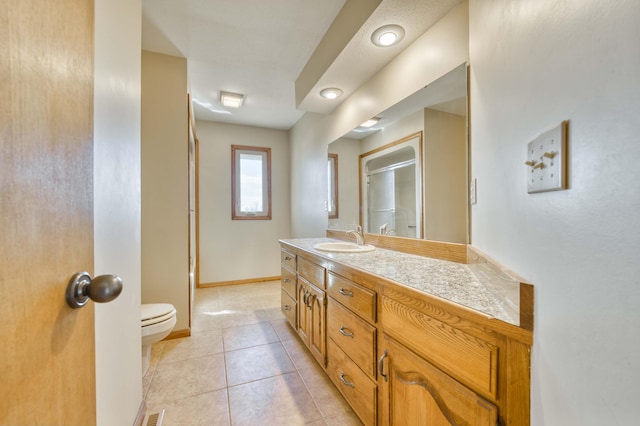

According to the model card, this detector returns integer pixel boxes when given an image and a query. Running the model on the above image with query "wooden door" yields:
[380,335,498,426]
[0,0,96,424]
[307,282,326,367]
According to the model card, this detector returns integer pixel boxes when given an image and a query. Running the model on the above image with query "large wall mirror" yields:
[328,63,469,244]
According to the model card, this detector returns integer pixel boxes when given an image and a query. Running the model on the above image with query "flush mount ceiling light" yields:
[360,117,380,128]
[220,91,244,108]
[320,87,343,100]
[371,24,405,47]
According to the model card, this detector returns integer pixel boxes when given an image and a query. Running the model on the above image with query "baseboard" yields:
[163,328,190,341]
[133,400,146,426]
[198,275,281,288]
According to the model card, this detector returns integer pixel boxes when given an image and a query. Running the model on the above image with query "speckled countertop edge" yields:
[280,237,518,326]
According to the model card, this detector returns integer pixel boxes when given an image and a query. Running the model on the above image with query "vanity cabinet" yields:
[326,271,379,424]
[280,249,297,328]
[297,277,326,366]
[378,288,531,426]
[294,256,327,367]
[379,335,498,426]
[280,239,533,426]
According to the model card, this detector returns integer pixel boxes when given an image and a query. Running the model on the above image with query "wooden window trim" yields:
[231,145,272,220]
[328,153,339,219]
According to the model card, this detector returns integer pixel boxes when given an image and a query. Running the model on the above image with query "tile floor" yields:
[143,281,363,426]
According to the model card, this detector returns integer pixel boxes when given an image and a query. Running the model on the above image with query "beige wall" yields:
[328,137,361,230]
[197,121,291,283]
[141,51,190,332]
[290,1,469,237]
[423,108,467,243]
[94,0,142,424]
[469,0,640,423]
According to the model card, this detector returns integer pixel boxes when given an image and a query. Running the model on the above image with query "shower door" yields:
[367,169,396,235]
[366,163,417,238]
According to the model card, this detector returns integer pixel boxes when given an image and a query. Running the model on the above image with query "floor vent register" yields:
[144,409,165,426]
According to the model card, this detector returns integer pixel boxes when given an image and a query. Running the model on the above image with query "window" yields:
[328,153,338,218]
[232,145,271,220]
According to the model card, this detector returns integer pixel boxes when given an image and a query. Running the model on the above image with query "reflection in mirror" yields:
[327,154,338,219]
[360,133,422,238]
[328,63,469,243]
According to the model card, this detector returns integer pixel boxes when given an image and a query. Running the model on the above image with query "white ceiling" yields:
[141,0,462,130]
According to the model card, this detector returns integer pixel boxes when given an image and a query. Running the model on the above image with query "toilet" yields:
[141,303,177,375]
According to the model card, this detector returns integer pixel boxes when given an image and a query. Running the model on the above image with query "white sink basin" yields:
[313,242,376,253]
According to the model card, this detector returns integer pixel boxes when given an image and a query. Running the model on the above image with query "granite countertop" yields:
[280,237,517,326]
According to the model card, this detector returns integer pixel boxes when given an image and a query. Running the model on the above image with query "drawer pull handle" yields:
[284,256,292,261]
[339,372,355,388]
[283,305,291,311]
[339,326,354,338]
[339,288,353,297]
[378,349,388,382]
[283,278,291,283]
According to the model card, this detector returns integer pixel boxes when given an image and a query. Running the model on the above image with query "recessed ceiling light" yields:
[371,24,405,47]
[360,117,380,128]
[320,88,343,100]
[220,91,244,108]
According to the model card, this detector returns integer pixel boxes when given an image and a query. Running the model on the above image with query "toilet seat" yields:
[142,303,176,327]
[141,303,177,376]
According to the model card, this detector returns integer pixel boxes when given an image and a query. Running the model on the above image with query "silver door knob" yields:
[65,272,123,309]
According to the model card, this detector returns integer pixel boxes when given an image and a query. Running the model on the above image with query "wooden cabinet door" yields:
[297,280,310,345]
[307,282,326,367]
[380,335,498,426]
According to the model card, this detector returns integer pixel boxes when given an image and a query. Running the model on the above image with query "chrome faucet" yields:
[379,223,396,236]
[347,225,365,246]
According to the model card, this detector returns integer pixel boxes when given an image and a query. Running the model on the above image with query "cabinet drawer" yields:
[381,296,498,399]
[281,249,296,272]
[327,272,376,323]
[328,300,376,378]
[281,267,296,297]
[298,257,325,289]
[327,339,376,426]
[281,289,296,328]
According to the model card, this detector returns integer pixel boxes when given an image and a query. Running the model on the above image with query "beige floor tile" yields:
[221,310,270,328]
[225,342,296,386]
[147,388,230,426]
[323,409,363,426]
[148,340,167,372]
[144,283,361,426]
[146,353,227,405]
[270,319,298,341]
[222,322,279,351]
[298,364,353,419]
[258,305,286,321]
[228,372,323,426]
[282,336,319,371]
[218,295,264,310]
[194,299,222,314]
[191,310,225,332]
[160,329,224,363]
[142,373,154,400]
